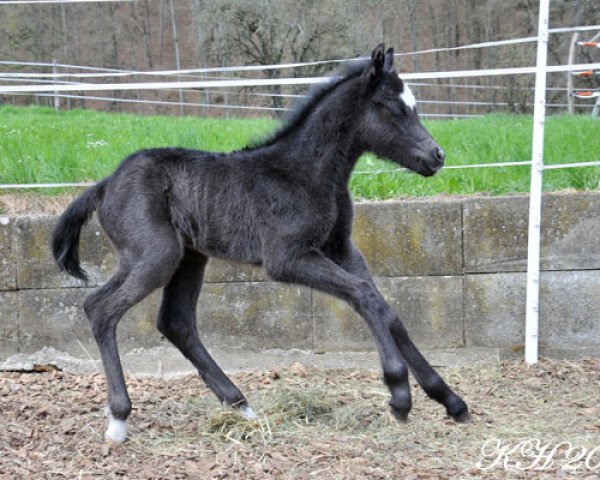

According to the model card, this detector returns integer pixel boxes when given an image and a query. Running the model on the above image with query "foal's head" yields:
[357,44,445,177]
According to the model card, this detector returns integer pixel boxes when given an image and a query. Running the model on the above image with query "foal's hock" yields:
[52,44,468,444]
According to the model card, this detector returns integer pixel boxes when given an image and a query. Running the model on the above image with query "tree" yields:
[195,0,353,111]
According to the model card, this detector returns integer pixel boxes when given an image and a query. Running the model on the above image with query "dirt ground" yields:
[1,358,599,479]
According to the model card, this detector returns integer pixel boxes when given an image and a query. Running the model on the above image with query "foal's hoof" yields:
[239,404,258,420]
[452,409,472,423]
[105,408,128,443]
[105,428,127,444]
[446,396,470,423]
[389,403,410,423]
[105,424,127,443]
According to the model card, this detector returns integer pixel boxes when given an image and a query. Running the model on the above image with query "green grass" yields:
[1,105,599,198]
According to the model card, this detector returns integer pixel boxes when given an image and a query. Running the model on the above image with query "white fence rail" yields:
[2,63,600,94]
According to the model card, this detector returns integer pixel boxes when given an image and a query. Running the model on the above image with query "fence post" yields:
[567,32,579,114]
[53,59,59,112]
[525,0,550,365]
[593,96,600,118]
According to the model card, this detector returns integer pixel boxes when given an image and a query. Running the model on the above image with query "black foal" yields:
[53,44,469,443]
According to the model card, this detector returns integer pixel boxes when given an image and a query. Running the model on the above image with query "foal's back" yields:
[96,146,286,265]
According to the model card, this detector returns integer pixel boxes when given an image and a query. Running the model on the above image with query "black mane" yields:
[249,60,369,149]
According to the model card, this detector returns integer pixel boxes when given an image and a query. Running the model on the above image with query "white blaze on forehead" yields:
[399,82,417,110]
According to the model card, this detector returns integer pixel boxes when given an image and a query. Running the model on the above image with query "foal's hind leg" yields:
[84,239,182,443]
[157,250,256,418]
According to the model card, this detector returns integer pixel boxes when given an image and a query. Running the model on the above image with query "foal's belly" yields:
[193,233,263,265]
[189,211,264,265]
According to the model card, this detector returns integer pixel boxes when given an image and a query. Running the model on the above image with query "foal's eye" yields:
[382,87,397,100]
[382,103,404,119]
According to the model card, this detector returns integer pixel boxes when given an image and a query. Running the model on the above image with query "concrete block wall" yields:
[1,192,599,361]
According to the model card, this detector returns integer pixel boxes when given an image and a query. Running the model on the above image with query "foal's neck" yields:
[282,81,364,187]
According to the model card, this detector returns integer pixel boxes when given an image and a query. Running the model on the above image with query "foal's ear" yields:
[383,47,394,71]
[366,43,386,82]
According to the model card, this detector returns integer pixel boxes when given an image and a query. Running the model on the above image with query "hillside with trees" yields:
[1,0,598,116]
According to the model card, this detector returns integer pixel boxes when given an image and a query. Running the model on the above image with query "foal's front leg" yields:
[331,243,413,420]
[333,242,469,421]
[266,247,469,422]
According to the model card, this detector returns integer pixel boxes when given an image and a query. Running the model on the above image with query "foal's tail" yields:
[51,179,107,282]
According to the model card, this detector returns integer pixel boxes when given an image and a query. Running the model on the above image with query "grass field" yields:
[1,105,599,199]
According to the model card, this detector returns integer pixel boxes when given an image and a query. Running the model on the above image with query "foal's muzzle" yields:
[417,145,445,176]
[435,147,445,164]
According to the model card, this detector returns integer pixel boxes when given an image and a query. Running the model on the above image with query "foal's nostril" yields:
[436,148,445,163]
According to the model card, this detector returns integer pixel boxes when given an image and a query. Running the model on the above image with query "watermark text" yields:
[476,438,600,472]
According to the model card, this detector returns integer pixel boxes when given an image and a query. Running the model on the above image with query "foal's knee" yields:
[156,310,188,342]
[84,289,123,344]
[353,283,385,315]
[156,314,172,339]
[83,289,101,319]
[156,292,196,341]
[84,292,106,338]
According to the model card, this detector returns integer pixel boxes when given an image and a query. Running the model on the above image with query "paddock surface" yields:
[1,359,599,479]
